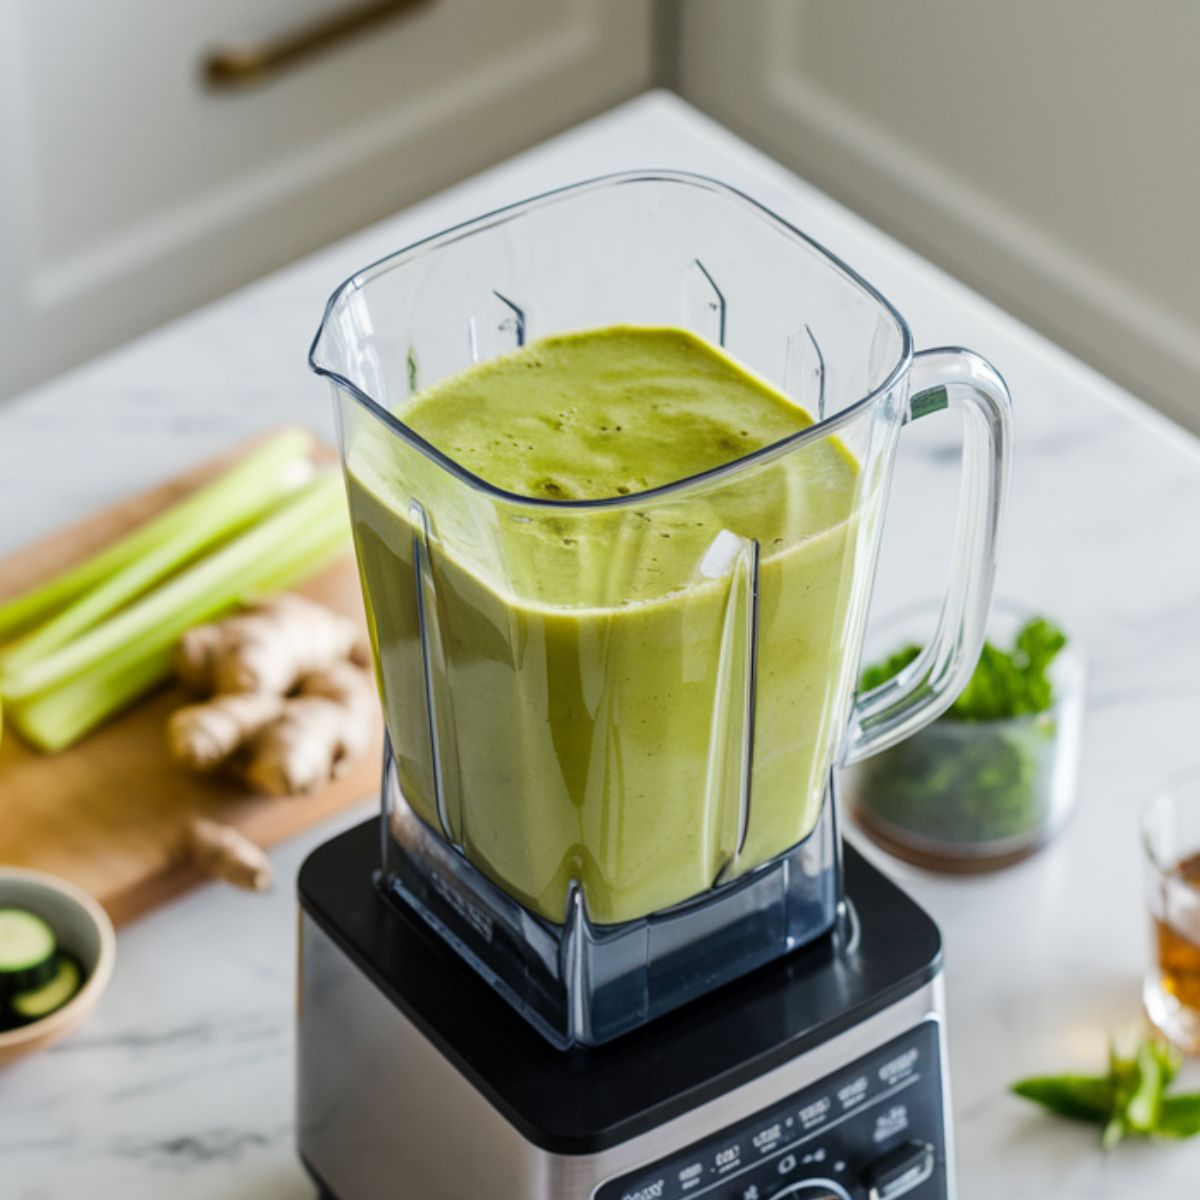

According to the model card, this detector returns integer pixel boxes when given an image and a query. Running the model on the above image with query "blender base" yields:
[297,819,954,1200]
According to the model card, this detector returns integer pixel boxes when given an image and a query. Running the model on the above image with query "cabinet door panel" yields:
[0,0,654,398]
[678,0,1200,430]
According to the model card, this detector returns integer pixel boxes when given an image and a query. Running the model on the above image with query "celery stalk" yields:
[0,428,316,667]
[6,500,349,751]
[8,647,175,753]
[2,470,347,702]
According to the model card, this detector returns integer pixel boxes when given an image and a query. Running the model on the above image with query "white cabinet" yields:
[0,0,655,399]
[678,0,1200,431]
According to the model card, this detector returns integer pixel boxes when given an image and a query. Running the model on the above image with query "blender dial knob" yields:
[771,1184,852,1200]
[858,1139,935,1200]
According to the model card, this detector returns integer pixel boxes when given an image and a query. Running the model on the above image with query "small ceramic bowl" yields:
[0,868,115,1067]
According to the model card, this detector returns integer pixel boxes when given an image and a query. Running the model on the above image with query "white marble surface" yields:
[2,91,1199,1198]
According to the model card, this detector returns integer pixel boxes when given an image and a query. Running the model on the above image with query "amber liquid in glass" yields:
[1154,852,1200,1009]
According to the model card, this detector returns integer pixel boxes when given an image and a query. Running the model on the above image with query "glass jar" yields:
[845,602,1085,871]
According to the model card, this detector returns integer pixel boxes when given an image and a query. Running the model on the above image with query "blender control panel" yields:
[595,1022,946,1200]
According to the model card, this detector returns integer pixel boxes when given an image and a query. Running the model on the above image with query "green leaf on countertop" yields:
[1123,1037,1165,1133]
[1152,1036,1182,1088]
[1155,1094,1200,1139]
[1012,1035,1196,1149]
[1010,1075,1114,1123]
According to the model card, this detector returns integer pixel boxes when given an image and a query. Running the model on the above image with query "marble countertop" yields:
[3,92,1199,1198]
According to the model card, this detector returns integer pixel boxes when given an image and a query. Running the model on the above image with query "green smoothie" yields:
[346,326,864,924]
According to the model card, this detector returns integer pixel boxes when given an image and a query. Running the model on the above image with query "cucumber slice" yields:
[11,954,83,1022]
[0,907,57,994]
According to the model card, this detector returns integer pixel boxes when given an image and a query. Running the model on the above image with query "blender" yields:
[297,172,1011,1199]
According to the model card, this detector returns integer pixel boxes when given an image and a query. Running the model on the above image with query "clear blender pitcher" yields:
[311,172,1011,1047]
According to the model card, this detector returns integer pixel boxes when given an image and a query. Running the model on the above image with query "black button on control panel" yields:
[596,1021,946,1200]
[859,1139,935,1199]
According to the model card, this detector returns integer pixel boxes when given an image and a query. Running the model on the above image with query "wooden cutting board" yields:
[0,430,383,925]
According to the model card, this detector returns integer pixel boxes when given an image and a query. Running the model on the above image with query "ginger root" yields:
[168,598,375,800]
[167,692,286,770]
[241,662,374,797]
[175,593,368,695]
[186,817,273,892]
[173,622,225,693]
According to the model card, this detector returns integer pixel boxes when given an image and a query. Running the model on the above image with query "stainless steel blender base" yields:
[297,821,954,1200]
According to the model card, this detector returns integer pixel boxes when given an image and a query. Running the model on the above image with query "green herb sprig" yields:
[1012,1036,1200,1147]
[854,615,1070,846]
[861,616,1067,722]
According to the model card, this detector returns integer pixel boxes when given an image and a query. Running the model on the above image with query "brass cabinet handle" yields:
[203,0,433,90]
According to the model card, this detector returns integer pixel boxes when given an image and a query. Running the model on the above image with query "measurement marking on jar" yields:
[677,1072,922,1200]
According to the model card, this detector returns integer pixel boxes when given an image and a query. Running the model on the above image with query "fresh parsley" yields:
[853,615,1070,846]
[861,616,1067,721]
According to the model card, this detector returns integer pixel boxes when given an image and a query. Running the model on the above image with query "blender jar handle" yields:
[842,346,1013,765]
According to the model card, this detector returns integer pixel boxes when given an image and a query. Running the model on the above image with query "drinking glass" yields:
[1143,770,1200,1053]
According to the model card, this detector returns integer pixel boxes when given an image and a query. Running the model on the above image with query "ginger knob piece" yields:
[186,817,273,892]
[301,659,376,721]
[167,692,286,770]
[168,597,376,798]
[174,623,224,694]
[174,593,368,696]
[217,593,366,694]
[241,662,374,797]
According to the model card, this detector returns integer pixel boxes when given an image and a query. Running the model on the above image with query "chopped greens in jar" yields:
[861,617,1066,721]
[853,616,1070,850]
